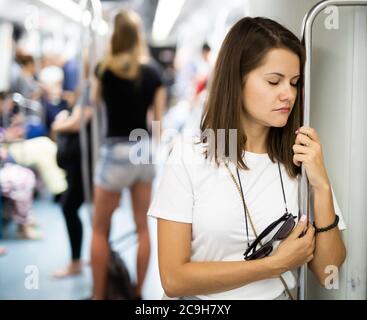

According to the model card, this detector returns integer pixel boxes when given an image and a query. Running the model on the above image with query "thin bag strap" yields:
[277,162,289,214]
[236,168,250,246]
[224,161,295,300]
[225,162,258,238]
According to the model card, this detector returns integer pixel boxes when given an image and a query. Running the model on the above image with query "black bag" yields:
[106,248,136,300]
[56,132,81,170]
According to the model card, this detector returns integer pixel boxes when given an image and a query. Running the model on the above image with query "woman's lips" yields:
[273,107,291,113]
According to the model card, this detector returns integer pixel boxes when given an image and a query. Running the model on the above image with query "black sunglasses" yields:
[243,213,296,261]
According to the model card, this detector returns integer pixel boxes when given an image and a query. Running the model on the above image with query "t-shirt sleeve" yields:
[331,187,347,231]
[147,64,163,91]
[147,139,194,223]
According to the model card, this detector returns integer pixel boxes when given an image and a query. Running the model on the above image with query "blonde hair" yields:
[99,9,149,79]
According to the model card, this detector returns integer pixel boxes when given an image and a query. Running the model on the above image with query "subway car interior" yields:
[0,0,366,300]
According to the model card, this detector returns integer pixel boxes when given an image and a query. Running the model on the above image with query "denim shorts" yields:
[94,139,155,191]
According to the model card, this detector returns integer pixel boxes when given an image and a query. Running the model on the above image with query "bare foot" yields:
[18,224,43,240]
[27,215,39,227]
[0,247,6,256]
[52,261,84,278]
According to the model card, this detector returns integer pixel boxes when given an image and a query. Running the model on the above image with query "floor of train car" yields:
[0,190,163,300]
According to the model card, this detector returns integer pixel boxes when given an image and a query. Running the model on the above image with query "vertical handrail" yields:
[78,0,104,223]
[300,0,367,300]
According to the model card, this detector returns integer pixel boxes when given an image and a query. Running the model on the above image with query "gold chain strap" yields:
[224,161,295,300]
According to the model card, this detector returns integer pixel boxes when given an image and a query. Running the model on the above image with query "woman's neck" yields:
[243,119,270,154]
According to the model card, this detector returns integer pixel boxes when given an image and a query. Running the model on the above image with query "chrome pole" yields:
[78,0,104,223]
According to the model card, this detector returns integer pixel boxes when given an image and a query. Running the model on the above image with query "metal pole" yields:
[77,0,104,223]
[299,0,367,300]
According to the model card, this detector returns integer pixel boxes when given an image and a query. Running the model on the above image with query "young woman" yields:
[0,147,41,240]
[91,9,166,299]
[51,103,93,278]
[148,17,346,300]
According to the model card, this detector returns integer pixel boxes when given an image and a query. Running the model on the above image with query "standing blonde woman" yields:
[91,9,166,299]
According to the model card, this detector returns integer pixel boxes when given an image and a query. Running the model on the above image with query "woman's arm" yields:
[52,106,93,133]
[91,77,102,106]
[151,86,166,143]
[152,86,166,123]
[158,219,278,297]
[158,216,314,298]
[293,126,346,286]
[308,185,346,285]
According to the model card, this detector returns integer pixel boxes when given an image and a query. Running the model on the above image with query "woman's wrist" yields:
[312,181,331,192]
[263,255,287,278]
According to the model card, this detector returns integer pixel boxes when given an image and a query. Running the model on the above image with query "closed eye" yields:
[267,80,299,87]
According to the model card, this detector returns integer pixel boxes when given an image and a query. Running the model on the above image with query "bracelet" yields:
[313,215,339,233]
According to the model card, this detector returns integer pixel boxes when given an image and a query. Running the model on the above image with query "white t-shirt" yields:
[148,137,346,300]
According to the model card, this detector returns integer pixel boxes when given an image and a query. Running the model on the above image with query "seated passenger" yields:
[0,147,41,240]
[0,92,67,197]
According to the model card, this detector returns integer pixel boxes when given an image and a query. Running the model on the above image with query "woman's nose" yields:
[279,84,296,101]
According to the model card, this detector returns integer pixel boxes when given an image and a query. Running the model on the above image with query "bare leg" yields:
[53,166,85,278]
[91,186,121,299]
[130,182,152,298]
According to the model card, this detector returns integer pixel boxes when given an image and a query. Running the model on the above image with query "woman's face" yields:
[242,48,300,128]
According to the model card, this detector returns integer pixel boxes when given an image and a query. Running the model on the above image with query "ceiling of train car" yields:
[0,0,83,33]
[170,0,243,46]
[0,0,245,49]
[100,0,244,47]
[100,0,158,37]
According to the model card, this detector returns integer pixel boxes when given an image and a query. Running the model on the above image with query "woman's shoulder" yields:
[167,135,208,166]
[140,60,161,72]
[140,62,163,81]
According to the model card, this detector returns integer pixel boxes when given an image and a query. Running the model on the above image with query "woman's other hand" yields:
[292,126,331,190]
[271,215,315,272]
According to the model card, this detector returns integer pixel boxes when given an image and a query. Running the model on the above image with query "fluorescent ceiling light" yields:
[152,0,186,42]
[98,19,109,36]
[38,0,107,34]
[82,10,92,27]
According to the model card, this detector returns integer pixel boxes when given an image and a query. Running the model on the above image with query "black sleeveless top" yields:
[96,63,163,138]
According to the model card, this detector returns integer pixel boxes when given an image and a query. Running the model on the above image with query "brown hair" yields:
[200,17,305,178]
[18,55,34,66]
[99,9,149,79]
